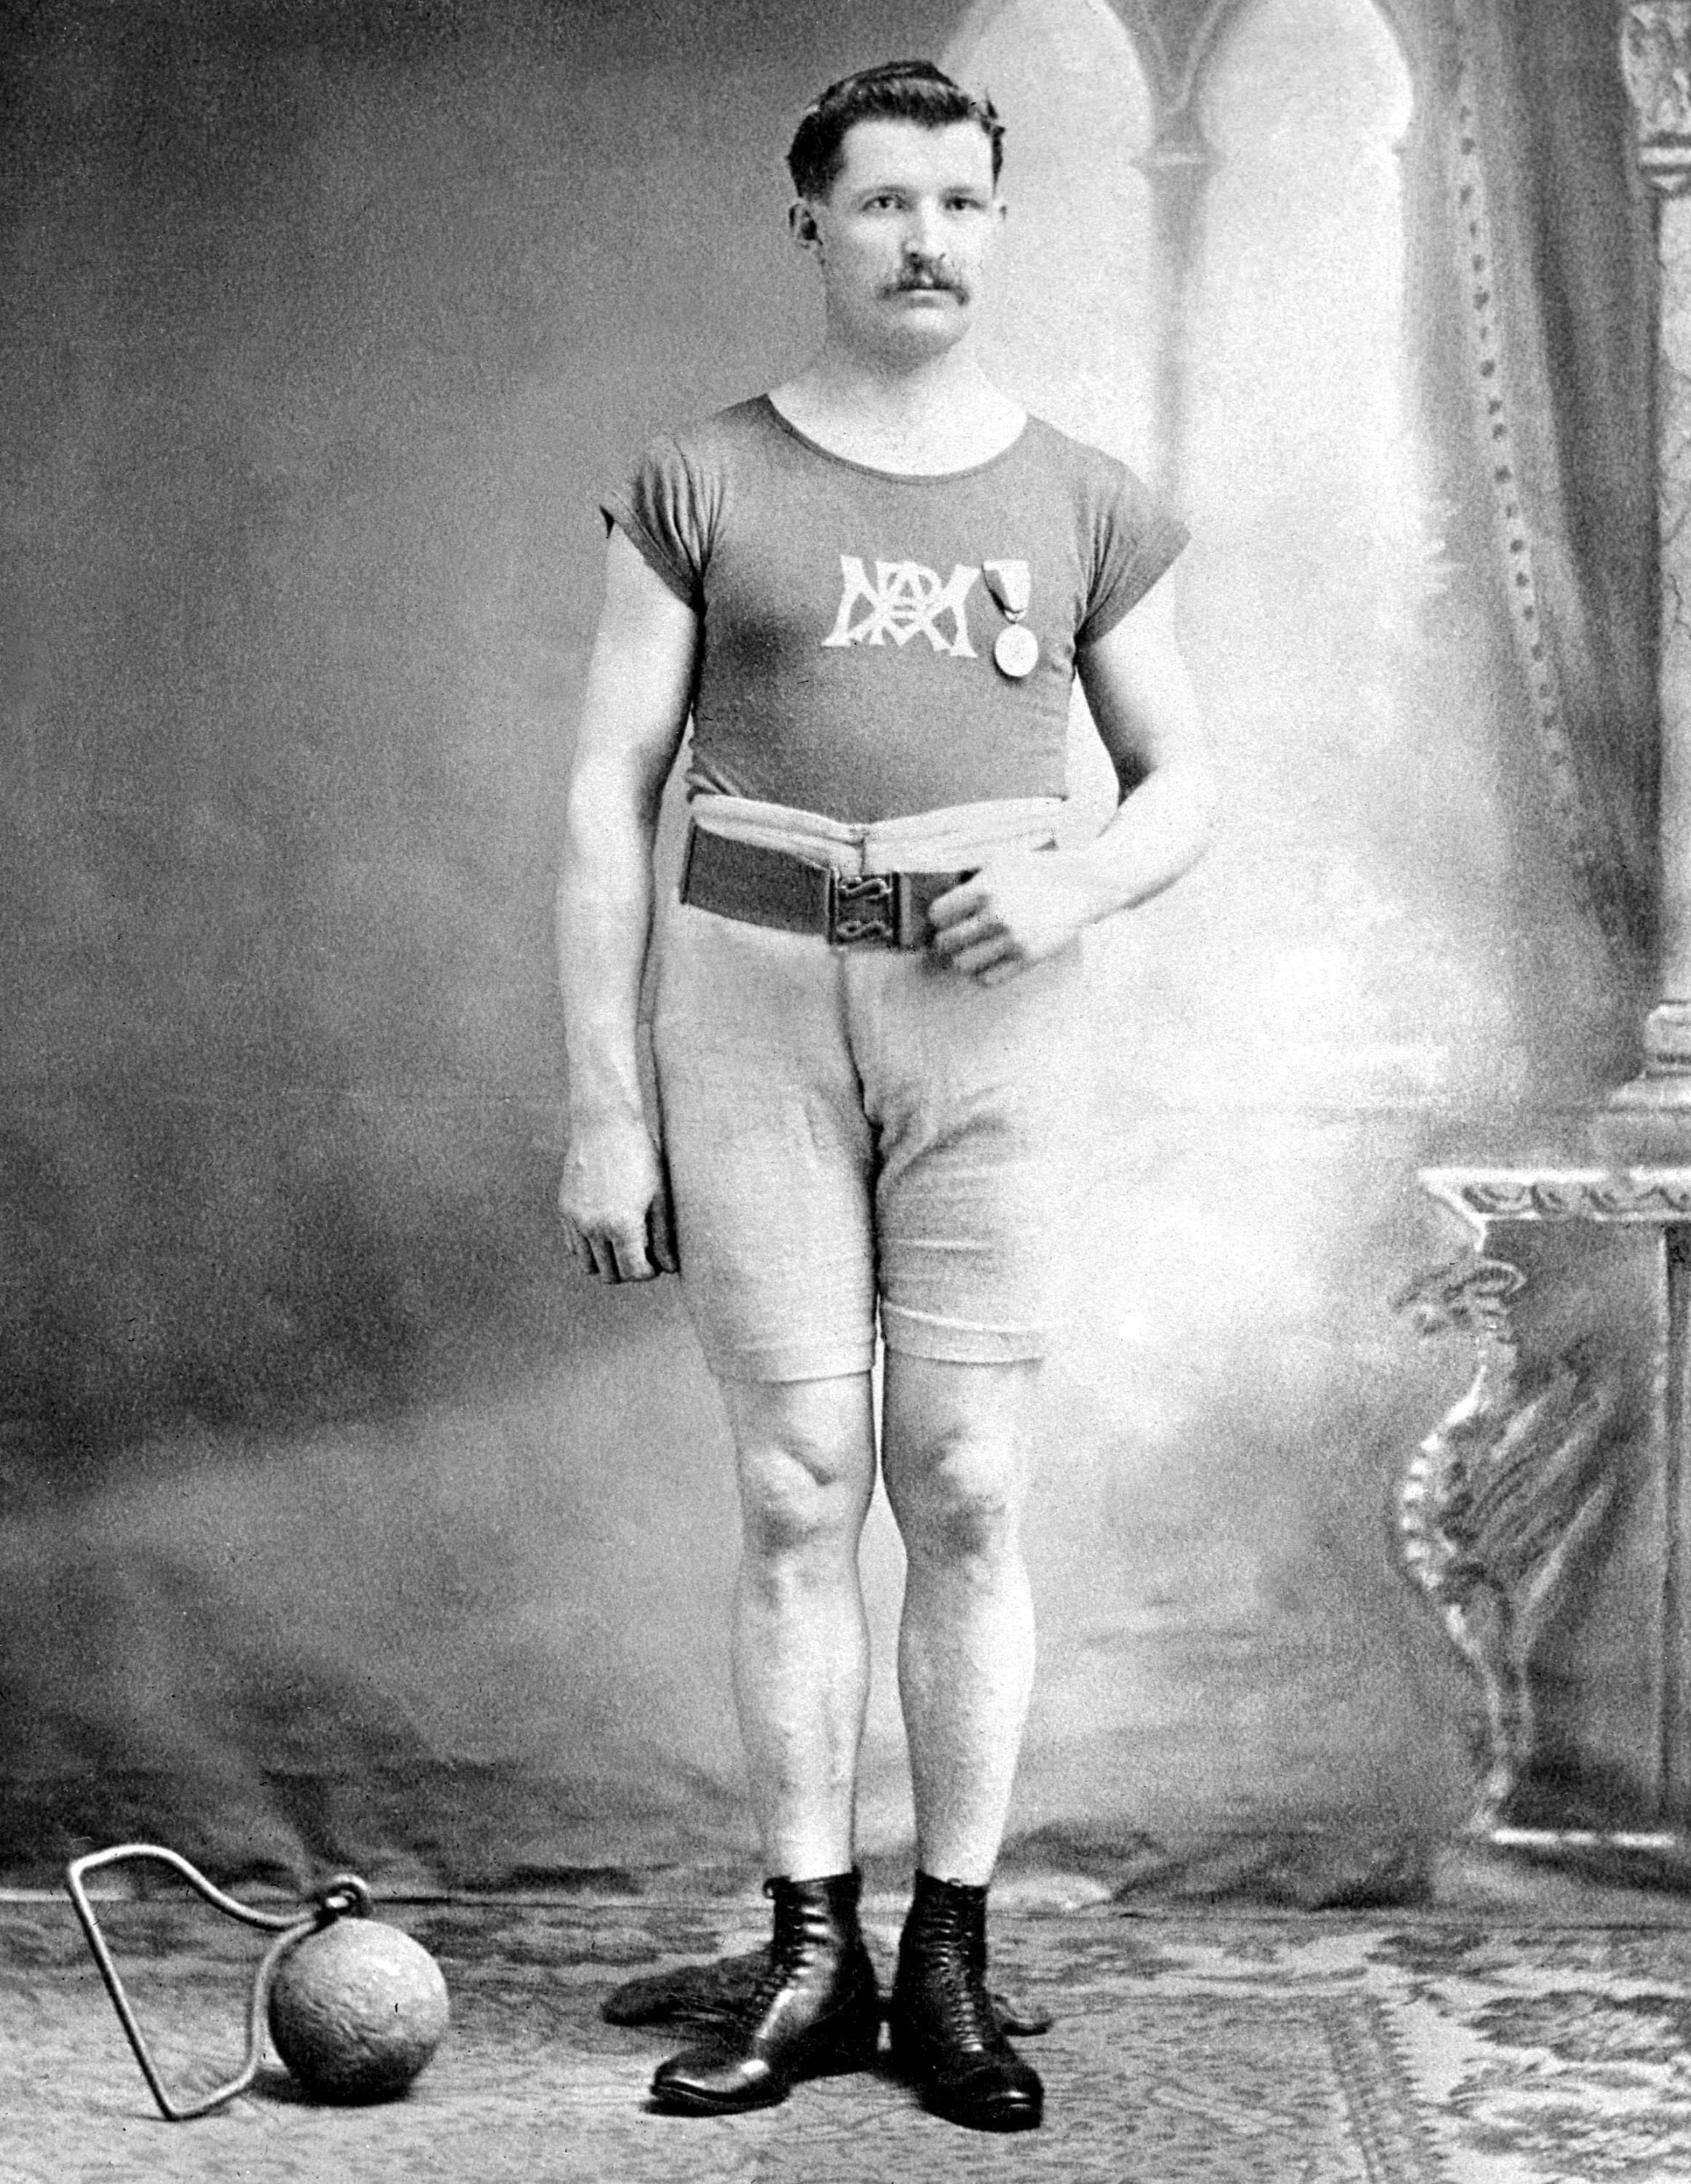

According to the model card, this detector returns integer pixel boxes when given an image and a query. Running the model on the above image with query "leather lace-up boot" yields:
[649,1870,881,2114]
[887,1871,1043,2132]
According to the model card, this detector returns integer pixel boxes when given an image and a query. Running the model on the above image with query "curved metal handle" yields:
[65,1843,367,2121]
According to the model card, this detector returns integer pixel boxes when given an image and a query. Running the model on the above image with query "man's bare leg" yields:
[879,1351,1045,2133]
[880,1353,1039,1881]
[649,1369,882,2116]
[718,1370,879,1878]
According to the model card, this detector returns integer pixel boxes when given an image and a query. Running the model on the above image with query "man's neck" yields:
[769,347,1025,475]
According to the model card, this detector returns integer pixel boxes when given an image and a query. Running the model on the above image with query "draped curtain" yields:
[1449,0,1657,967]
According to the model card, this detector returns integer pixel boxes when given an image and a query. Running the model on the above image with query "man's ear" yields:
[790,199,823,254]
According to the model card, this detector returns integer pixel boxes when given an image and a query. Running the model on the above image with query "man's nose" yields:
[903,203,948,262]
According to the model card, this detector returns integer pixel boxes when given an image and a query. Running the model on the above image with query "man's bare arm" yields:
[555,528,699,1281]
[928,582,1216,982]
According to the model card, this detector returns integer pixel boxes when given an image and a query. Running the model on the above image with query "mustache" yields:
[888,270,966,296]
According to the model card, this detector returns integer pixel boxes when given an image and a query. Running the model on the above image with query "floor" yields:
[7,1867,1691,2183]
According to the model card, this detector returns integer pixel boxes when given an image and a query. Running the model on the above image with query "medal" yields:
[993,624,1039,678]
[983,559,1039,680]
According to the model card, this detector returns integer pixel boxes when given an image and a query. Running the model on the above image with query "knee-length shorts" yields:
[650,796,1083,1384]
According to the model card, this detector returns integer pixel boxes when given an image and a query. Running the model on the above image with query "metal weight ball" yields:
[66,1848,451,2121]
[268,1913,450,2102]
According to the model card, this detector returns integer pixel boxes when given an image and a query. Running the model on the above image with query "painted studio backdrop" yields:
[0,0,1655,1891]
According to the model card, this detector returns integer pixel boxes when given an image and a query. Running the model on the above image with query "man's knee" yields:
[740,1453,860,1564]
[887,1425,1026,1570]
[724,1374,874,1567]
[882,1356,1034,1569]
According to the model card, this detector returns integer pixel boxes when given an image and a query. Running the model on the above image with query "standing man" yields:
[556,60,1213,2134]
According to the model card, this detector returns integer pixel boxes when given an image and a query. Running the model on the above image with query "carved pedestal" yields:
[1404,1170,1691,1847]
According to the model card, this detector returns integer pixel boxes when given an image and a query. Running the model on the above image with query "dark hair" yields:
[785,60,1004,202]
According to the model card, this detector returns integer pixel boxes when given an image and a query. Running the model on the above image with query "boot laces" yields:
[746,1952,788,2014]
[936,1948,999,2046]
[749,1879,844,2009]
[914,1900,1002,2052]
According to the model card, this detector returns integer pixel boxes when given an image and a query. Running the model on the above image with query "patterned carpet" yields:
[6,1888,1691,2181]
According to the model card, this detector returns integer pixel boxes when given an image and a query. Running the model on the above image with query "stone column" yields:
[1136,105,1212,507]
[1615,1,1691,1109]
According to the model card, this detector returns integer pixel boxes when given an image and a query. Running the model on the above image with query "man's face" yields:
[796,118,1004,363]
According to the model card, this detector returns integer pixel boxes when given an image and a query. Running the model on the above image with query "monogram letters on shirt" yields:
[822,557,981,658]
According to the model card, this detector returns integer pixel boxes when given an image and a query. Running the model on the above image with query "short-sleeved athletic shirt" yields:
[601,395,1187,824]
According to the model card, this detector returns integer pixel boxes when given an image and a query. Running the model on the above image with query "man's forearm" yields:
[555,786,659,1129]
[554,527,694,1280]
[1066,756,1217,927]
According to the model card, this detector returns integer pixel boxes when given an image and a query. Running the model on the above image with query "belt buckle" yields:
[828,870,900,946]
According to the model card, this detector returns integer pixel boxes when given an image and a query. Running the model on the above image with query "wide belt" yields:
[679,822,973,949]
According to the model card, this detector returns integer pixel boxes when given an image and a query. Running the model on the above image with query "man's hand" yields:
[927,853,1094,984]
[558,1116,678,1283]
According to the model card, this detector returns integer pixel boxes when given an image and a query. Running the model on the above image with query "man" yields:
[555,60,1213,2134]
